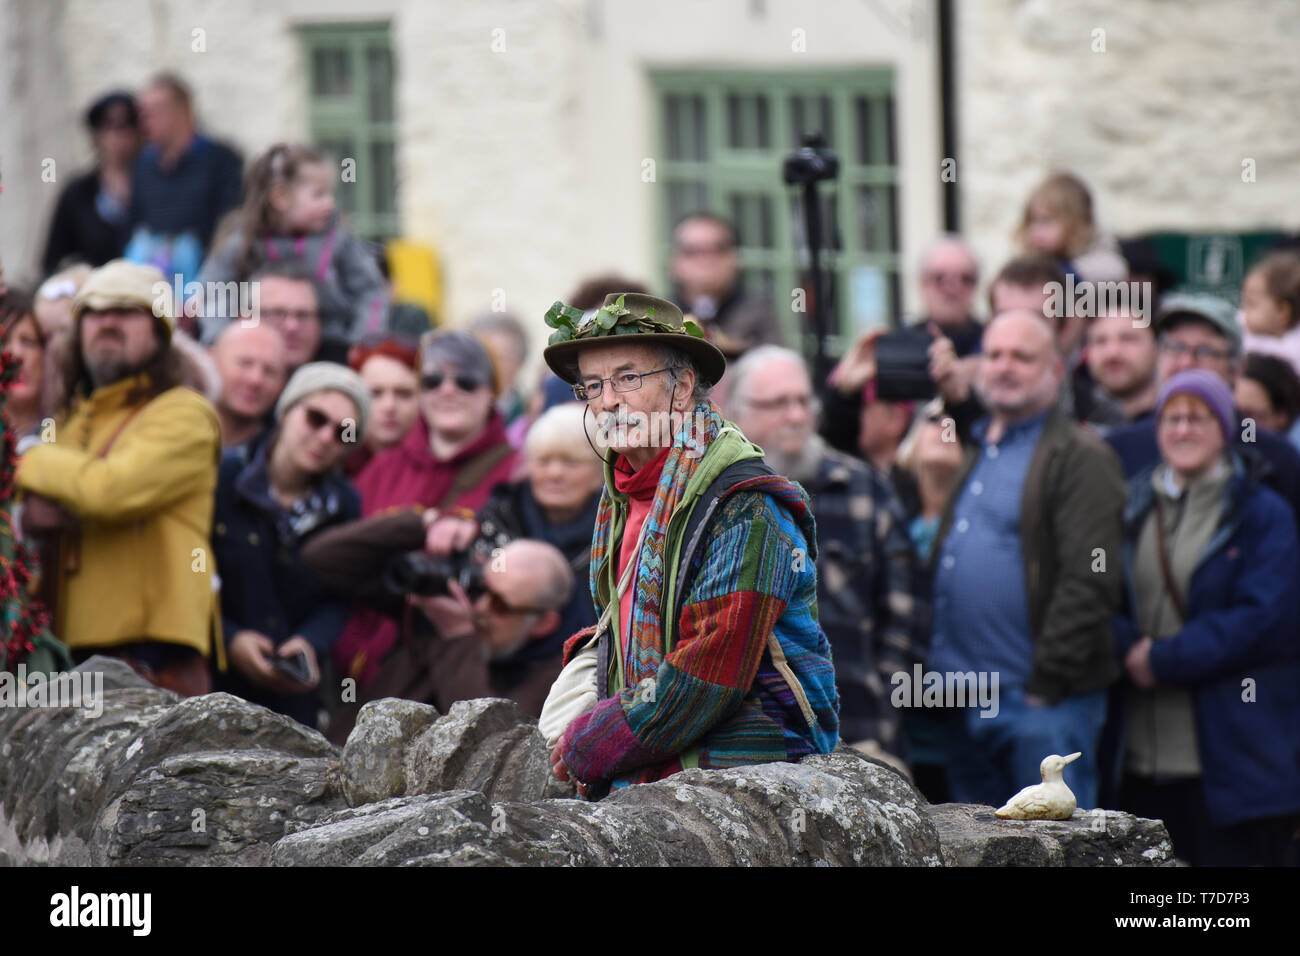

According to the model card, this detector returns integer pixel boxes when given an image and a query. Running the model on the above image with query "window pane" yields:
[819,94,834,148]
[319,138,357,215]
[854,95,871,165]
[789,95,805,146]
[370,140,396,215]
[755,94,770,149]
[856,186,881,251]
[883,95,897,165]
[726,93,741,149]
[691,94,707,161]
[665,95,683,160]
[312,47,352,97]
[366,46,394,123]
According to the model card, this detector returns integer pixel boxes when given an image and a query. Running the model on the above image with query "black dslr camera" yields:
[783,132,839,185]
[383,549,487,599]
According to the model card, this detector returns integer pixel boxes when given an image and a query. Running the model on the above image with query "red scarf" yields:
[612,445,671,657]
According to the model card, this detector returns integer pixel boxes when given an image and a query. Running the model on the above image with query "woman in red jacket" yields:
[335,329,521,687]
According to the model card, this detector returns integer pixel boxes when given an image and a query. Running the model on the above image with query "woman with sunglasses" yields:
[353,329,520,515]
[211,362,369,728]
[1112,369,1300,865]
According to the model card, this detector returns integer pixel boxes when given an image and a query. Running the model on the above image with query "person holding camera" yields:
[822,234,983,457]
[299,510,575,741]
[211,362,367,727]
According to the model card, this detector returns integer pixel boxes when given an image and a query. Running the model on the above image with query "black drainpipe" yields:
[938,0,959,232]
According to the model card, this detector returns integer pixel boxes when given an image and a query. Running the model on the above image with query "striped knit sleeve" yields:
[560,499,798,784]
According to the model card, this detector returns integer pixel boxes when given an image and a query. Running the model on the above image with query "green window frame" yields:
[652,69,899,354]
[300,23,398,240]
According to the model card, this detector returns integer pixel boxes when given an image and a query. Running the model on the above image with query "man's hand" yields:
[424,514,479,557]
[409,578,478,640]
[550,731,589,796]
[271,635,320,694]
[1125,635,1156,689]
[229,630,279,688]
[927,322,975,405]
[550,732,570,782]
[830,327,886,396]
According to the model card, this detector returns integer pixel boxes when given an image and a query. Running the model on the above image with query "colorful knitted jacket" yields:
[559,402,840,790]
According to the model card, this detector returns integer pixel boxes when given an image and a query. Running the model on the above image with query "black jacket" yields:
[42,170,131,273]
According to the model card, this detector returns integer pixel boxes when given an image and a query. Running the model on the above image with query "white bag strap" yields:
[765,632,818,730]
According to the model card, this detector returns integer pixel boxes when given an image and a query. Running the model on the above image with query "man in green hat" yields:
[540,292,838,797]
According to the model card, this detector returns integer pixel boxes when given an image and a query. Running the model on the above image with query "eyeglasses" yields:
[262,307,319,324]
[675,241,734,258]
[923,271,977,288]
[1158,412,1218,431]
[1159,340,1231,363]
[421,371,485,392]
[481,584,553,616]
[746,393,818,414]
[573,368,671,401]
[302,406,351,445]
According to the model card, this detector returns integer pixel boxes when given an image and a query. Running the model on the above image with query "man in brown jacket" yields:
[926,309,1125,810]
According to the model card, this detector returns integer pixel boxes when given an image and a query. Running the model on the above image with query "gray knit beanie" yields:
[275,361,371,440]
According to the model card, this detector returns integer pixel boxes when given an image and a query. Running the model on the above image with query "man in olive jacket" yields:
[927,309,1124,810]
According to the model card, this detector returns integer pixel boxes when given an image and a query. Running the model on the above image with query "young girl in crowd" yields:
[198,142,388,353]
[1238,249,1300,378]
[1015,171,1128,284]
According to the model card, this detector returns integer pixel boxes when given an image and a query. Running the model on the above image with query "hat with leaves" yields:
[542,292,726,387]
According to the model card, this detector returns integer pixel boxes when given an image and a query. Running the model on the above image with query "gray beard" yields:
[761,431,827,485]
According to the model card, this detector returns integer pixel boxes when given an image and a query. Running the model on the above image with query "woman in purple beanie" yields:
[1110,368,1300,865]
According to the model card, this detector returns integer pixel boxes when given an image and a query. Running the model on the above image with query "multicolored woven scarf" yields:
[588,398,723,691]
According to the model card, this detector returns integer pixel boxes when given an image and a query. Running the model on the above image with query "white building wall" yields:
[957,0,1300,289]
[1,0,945,357]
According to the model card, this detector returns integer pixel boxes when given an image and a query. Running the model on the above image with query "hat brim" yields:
[544,332,727,388]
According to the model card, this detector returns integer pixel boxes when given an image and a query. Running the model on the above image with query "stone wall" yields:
[0,657,1177,867]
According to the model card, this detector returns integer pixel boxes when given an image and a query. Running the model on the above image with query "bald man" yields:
[926,309,1125,812]
[301,520,577,740]
[211,322,288,451]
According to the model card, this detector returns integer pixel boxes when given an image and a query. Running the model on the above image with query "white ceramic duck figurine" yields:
[994,752,1082,820]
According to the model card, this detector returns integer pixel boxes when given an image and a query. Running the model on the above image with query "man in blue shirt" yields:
[126,73,243,291]
[929,310,1126,810]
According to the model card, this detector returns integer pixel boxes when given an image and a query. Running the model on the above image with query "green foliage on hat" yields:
[544,294,705,346]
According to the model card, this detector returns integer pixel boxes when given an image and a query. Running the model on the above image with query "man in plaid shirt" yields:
[731,345,924,761]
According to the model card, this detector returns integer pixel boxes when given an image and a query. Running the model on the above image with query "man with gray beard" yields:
[927,309,1125,810]
[730,345,922,765]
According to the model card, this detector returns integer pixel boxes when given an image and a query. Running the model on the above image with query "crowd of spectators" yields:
[4,78,1298,867]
